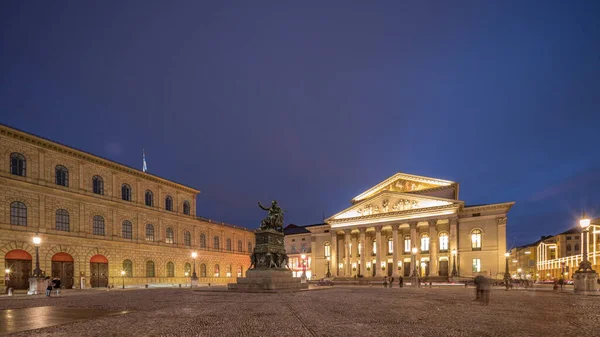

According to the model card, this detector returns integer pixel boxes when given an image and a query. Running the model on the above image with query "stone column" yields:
[344,230,351,276]
[330,231,337,276]
[450,218,458,274]
[410,222,418,251]
[351,234,357,275]
[375,226,382,276]
[392,224,399,277]
[359,228,366,277]
[310,237,317,279]
[429,220,438,276]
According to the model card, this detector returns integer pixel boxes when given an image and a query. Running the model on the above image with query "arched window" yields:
[55,209,70,231]
[184,262,191,274]
[200,263,207,277]
[165,227,174,244]
[324,242,331,257]
[122,220,133,239]
[165,196,173,211]
[121,184,132,201]
[146,224,155,242]
[183,201,190,215]
[372,238,377,255]
[184,231,191,246]
[237,266,243,277]
[10,153,26,177]
[93,215,105,236]
[238,240,243,252]
[439,232,449,251]
[248,242,253,252]
[145,190,153,206]
[420,234,430,252]
[214,264,220,277]
[226,238,232,251]
[387,237,393,254]
[471,229,482,250]
[566,244,572,251]
[213,236,220,250]
[200,234,206,248]
[92,176,104,195]
[166,262,175,277]
[55,165,69,187]
[574,243,580,251]
[123,259,133,277]
[226,265,232,277]
[358,241,362,257]
[146,261,155,277]
[10,201,27,226]
[404,235,411,253]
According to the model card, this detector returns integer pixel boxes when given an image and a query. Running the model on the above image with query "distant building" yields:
[284,172,514,280]
[1,124,253,291]
[537,222,599,280]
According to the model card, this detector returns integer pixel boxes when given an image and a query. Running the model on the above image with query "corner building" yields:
[0,124,253,291]
[285,173,514,280]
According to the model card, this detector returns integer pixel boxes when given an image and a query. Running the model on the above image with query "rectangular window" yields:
[324,245,331,257]
[566,236,572,240]
[404,238,411,253]
[472,258,481,273]
[349,243,352,257]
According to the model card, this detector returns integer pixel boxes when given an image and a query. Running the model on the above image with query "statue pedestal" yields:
[228,229,308,292]
[27,277,46,295]
[573,271,598,293]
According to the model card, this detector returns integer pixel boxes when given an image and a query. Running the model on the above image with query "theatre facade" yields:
[1,124,253,291]
[285,173,514,280]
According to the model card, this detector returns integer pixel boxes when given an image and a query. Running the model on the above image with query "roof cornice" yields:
[351,172,456,203]
[460,202,515,214]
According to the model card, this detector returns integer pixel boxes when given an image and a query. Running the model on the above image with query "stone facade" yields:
[285,172,514,280]
[0,124,253,291]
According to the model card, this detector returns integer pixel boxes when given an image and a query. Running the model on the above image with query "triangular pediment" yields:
[328,191,461,222]
[351,172,456,204]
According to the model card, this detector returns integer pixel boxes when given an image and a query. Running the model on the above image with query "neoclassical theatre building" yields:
[285,173,514,280]
[0,124,253,291]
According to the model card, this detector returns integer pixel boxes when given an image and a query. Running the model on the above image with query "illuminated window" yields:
[324,242,331,257]
[439,232,449,251]
[471,229,482,250]
[214,264,220,277]
[165,227,174,244]
[55,166,69,187]
[421,234,430,252]
[372,238,377,255]
[387,237,393,254]
[472,258,481,273]
[404,236,411,253]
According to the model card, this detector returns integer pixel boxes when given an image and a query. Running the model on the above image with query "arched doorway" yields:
[52,253,74,289]
[5,250,32,290]
[90,255,108,288]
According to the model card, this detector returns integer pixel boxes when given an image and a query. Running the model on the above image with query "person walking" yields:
[480,277,491,305]
[558,278,564,290]
[399,276,404,288]
[474,275,484,301]
[389,276,394,288]
[53,277,62,296]
[45,277,54,297]
[383,276,388,287]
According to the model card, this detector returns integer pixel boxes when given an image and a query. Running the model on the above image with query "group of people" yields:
[473,275,491,305]
[382,275,404,287]
[45,276,61,297]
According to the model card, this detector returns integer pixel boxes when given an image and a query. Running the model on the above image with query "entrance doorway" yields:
[420,261,430,277]
[387,262,393,277]
[51,253,74,289]
[403,261,411,277]
[439,260,449,277]
[90,255,108,288]
[5,250,32,290]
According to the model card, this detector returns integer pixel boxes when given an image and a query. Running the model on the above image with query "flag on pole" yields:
[143,149,148,172]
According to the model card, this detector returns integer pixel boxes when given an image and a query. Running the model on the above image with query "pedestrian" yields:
[389,276,394,288]
[53,277,62,296]
[399,276,404,288]
[383,276,388,287]
[480,277,491,305]
[553,280,559,291]
[45,277,54,297]
[474,275,484,301]
[558,278,564,290]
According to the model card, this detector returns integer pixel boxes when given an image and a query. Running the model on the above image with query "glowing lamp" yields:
[32,236,41,246]
[411,247,418,255]
[121,270,126,276]
[191,252,198,259]
[580,213,591,228]
[326,256,330,261]
[504,252,510,257]
[452,249,457,256]
[4,268,10,274]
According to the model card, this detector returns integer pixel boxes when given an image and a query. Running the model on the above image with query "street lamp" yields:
[326,256,331,278]
[411,246,418,277]
[32,235,42,277]
[191,252,198,287]
[578,213,592,272]
[451,249,458,277]
[120,270,125,289]
[301,254,307,281]
[504,252,511,290]
[184,271,189,287]
[517,268,522,280]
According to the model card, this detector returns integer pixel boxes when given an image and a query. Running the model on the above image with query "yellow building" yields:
[507,243,538,280]
[285,172,514,280]
[0,124,253,291]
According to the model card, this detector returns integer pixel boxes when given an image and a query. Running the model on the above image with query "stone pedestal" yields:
[27,277,46,295]
[228,229,308,292]
[191,278,198,287]
[573,271,598,293]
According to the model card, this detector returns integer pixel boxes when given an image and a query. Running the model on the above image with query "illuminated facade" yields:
[536,221,600,280]
[284,172,514,280]
[0,124,253,291]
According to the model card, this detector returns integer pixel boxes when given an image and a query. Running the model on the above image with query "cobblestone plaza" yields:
[1,286,598,336]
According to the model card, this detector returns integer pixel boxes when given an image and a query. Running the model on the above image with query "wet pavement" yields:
[0,306,130,335]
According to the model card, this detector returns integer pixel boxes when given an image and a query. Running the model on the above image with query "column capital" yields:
[375,225,383,232]
[409,221,418,229]
[449,217,459,226]
[392,223,400,231]
[427,220,438,227]
[358,227,367,234]
[344,229,352,235]
[496,217,507,225]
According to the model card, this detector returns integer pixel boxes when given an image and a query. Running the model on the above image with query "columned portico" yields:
[359,228,366,276]
[375,226,383,277]
[344,230,351,276]
[392,224,399,277]
[330,231,337,276]
[429,220,438,276]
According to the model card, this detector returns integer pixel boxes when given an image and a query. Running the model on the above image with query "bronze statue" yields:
[258,200,285,231]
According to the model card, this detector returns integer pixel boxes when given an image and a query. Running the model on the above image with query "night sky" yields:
[1,1,599,247]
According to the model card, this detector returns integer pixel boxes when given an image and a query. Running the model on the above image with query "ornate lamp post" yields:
[574,212,598,292]
[32,235,42,277]
[517,268,522,280]
[184,271,189,287]
[411,246,419,286]
[326,256,331,278]
[504,252,511,291]
[451,249,458,277]
[191,252,198,287]
[120,270,125,289]
[301,254,307,282]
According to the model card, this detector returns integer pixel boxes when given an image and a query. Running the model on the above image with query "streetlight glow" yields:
[32,236,41,245]
[326,256,330,261]
[121,270,126,276]
[4,268,10,274]
[412,247,418,255]
[504,252,510,257]
[580,213,591,228]
[191,252,198,259]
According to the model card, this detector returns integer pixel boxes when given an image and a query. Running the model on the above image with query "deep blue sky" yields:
[1,1,599,247]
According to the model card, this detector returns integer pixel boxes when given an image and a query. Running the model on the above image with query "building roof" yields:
[283,223,326,235]
[559,227,580,235]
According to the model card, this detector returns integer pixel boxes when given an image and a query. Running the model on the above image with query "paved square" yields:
[0,286,598,336]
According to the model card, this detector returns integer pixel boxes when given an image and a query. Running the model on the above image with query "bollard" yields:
[145,284,148,289]
[8,287,13,296]
[430,282,432,288]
